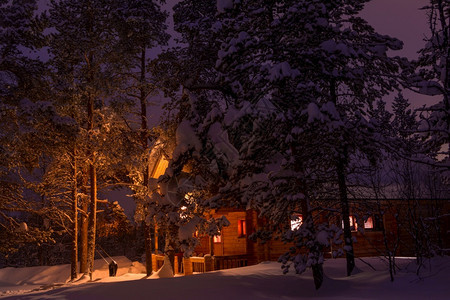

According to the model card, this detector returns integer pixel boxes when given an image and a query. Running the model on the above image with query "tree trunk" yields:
[165,232,176,275]
[139,48,153,275]
[79,174,88,274]
[71,150,78,281]
[144,222,153,276]
[87,90,97,281]
[301,195,323,289]
[336,158,355,276]
[329,78,355,276]
[87,163,97,281]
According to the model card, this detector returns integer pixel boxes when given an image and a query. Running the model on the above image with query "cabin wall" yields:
[214,210,247,256]
[193,199,450,266]
[194,209,248,256]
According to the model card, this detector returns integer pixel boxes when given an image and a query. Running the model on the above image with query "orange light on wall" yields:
[238,220,246,236]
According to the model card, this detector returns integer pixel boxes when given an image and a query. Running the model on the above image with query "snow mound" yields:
[0,256,133,297]
[91,256,132,280]
[128,261,146,274]
[151,256,174,279]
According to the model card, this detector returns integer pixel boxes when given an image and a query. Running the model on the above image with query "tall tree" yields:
[413,0,449,163]
[0,0,57,258]
[166,0,405,288]
[113,0,169,276]
[48,0,133,280]
[214,0,404,280]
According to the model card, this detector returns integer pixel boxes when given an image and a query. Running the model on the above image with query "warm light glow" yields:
[364,217,374,229]
[151,156,169,179]
[213,233,222,243]
[238,220,246,236]
[290,214,302,231]
[342,216,357,231]
[180,205,188,219]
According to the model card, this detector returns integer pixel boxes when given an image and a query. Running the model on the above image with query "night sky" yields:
[360,0,437,108]
[35,0,438,214]
[163,0,435,107]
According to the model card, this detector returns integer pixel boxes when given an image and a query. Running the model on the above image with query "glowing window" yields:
[364,217,374,229]
[238,220,246,236]
[342,216,357,231]
[364,215,383,231]
[290,214,302,231]
[213,234,222,243]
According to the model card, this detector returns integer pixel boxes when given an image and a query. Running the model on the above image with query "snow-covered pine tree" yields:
[0,0,59,261]
[48,0,141,280]
[214,0,404,283]
[390,92,448,267]
[113,0,169,276]
[410,3,449,253]
[128,0,240,270]
[413,0,449,164]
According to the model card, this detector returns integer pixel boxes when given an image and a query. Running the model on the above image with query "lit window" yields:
[290,214,302,231]
[364,217,374,229]
[238,220,246,237]
[213,233,222,243]
[364,215,383,231]
[342,216,357,231]
[349,216,357,231]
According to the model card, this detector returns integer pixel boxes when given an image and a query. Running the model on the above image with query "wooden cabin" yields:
[148,151,450,275]
[189,198,449,274]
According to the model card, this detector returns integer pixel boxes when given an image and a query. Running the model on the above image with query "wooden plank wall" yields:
[214,210,247,256]
[192,199,450,264]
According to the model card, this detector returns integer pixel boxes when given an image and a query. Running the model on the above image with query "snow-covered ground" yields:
[1,256,449,299]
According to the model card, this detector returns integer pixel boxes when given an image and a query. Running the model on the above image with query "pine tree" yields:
[413,0,449,163]
[214,0,404,281]
[48,0,136,280]
[0,0,58,258]
[113,0,169,276]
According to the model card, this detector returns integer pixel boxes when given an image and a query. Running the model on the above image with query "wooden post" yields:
[183,257,193,275]
[151,254,158,272]
[209,236,214,256]
[154,222,159,252]
[204,254,215,272]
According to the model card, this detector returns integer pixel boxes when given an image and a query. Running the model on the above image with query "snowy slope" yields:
[1,256,449,299]
[0,256,134,297]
